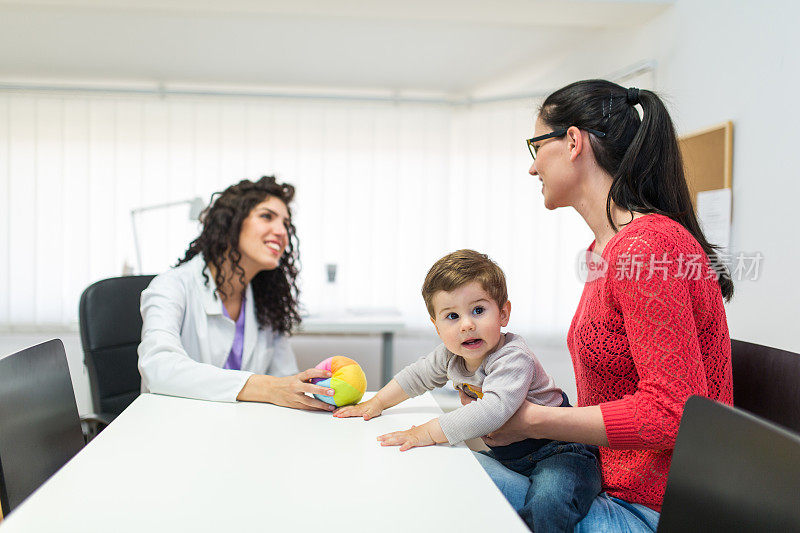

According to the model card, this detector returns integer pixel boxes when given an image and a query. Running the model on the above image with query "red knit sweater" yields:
[568,214,733,512]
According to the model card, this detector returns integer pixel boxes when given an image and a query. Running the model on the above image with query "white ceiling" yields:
[0,0,671,94]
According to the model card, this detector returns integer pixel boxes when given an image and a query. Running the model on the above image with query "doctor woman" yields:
[138,176,336,411]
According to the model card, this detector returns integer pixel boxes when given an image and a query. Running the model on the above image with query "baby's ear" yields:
[500,300,511,327]
[430,316,440,335]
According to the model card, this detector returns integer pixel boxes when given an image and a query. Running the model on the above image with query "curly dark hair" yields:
[177,176,301,334]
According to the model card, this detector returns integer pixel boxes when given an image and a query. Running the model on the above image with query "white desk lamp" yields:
[130,197,205,274]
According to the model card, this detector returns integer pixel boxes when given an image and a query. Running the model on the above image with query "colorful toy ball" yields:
[310,356,367,407]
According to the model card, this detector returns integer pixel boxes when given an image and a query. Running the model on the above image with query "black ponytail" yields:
[540,79,733,301]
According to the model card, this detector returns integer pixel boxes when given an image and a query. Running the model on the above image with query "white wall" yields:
[478,0,800,352]
[640,0,800,353]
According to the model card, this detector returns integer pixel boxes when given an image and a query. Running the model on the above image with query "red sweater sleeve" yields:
[600,233,712,450]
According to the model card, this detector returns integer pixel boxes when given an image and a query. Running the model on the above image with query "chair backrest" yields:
[731,339,800,434]
[0,339,86,515]
[658,396,800,532]
[79,275,155,418]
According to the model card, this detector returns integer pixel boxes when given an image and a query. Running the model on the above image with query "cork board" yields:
[678,121,733,206]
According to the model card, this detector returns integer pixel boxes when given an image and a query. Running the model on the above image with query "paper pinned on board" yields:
[696,188,732,252]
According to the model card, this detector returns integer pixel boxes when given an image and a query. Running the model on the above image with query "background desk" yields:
[0,393,527,532]
[299,314,405,386]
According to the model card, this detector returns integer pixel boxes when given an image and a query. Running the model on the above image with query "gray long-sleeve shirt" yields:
[394,332,564,445]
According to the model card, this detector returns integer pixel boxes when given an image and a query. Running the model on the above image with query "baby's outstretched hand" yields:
[333,397,383,420]
[377,424,435,452]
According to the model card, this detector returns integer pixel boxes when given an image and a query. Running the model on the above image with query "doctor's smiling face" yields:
[237,195,290,274]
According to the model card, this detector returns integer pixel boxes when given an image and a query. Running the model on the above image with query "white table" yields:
[0,393,527,532]
[298,314,405,386]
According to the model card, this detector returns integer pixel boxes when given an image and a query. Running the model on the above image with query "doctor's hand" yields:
[237,369,336,411]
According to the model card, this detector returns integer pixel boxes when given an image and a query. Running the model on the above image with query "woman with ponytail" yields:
[470,80,734,531]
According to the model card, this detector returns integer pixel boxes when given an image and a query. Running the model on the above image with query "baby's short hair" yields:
[421,249,508,318]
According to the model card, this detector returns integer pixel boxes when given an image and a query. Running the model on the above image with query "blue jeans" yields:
[475,440,601,532]
[574,493,660,532]
[476,449,659,532]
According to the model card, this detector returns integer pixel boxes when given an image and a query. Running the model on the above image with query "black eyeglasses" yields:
[526,127,606,161]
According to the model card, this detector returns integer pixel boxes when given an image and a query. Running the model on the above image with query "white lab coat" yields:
[138,254,299,402]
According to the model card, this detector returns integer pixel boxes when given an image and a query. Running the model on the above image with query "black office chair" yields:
[0,339,86,516]
[79,275,155,431]
[658,396,800,532]
[731,339,800,435]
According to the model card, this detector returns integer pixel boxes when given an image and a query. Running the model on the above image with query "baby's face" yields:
[430,282,510,370]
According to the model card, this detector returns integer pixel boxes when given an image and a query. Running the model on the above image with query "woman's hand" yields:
[482,401,542,447]
[237,368,336,411]
[484,401,609,447]
[333,397,384,420]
